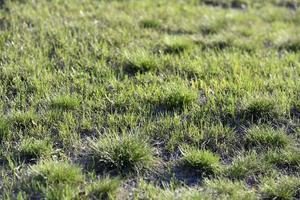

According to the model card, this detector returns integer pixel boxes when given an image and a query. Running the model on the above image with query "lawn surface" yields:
[0,0,300,199]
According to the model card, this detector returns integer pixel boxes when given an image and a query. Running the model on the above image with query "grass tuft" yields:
[50,95,80,110]
[245,126,290,150]
[241,98,279,123]
[227,151,272,179]
[161,38,193,54]
[0,116,9,142]
[202,124,237,154]
[265,149,300,171]
[139,19,161,29]
[122,50,159,75]
[28,160,84,186]
[157,84,197,111]
[278,38,300,52]
[181,146,221,176]
[290,100,300,118]
[24,160,84,199]
[260,176,300,200]
[87,177,121,200]
[12,111,38,131]
[205,178,256,200]
[88,133,156,174]
[18,138,53,161]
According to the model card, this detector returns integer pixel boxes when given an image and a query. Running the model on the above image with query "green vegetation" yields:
[50,95,80,111]
[226,151,273,180]
[18,137,53,161]
[24,161,84,199]
[205,178,257,200]
[0,0,300,198]
[260,176,300,200]
[181,146,221,175]
[88,133,156,174]
[245,126,291,150]
[86,177,121,199]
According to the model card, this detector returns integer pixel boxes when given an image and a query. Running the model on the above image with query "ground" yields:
[0,0,300,199]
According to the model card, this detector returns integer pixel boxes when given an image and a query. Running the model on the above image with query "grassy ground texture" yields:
[0,0,300,199]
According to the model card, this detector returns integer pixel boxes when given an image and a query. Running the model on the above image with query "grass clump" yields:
[227,151,272,180]
[200,0,247,9]
[25,160,84,199]
[50,95,80,111]
[202,124,237,155]
[290,100,300,118]
[278,38,300,52]
[18,138,53,161]
[157,84,197,111]
[245,126,290,150]
[139,19,161,29]
[12,111,38,131]
[87,177,121,200]
[277,1,298,9]
[266,149,300,171]
[241,98,279,123]
[205,178,256,200]
[0,116,9,142]
[161,37,193,54]
[28,160,83,186]
[196,35,233,50]
[88,133,156,174]
[122,50,159,75]
[181,146,221,176]
[260,176,300,200]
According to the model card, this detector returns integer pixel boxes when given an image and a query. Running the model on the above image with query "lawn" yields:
[0,0,300,199]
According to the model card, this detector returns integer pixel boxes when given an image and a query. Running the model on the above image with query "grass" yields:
[226,151,273,180]
[28,161,84,186]
[50,95,80,111]
[88,132,156,174]
[0,0,300,198]
[122,50,159,75]
[139,19,161,29]
[181,146,221,176]
[161,37,194,54]
[86,177,121,199]
[204,178,257,200]
[245,126,291,150]
[265,148,300,171]
[23,161,84,199]
[0,116,9,142]
[260,176,300,200]
[240,98,280,123]
[18,137,53,161]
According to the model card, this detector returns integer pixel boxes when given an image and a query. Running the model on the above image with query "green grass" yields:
[88,132,156,174]
[23,161,84,199]
[18,137,53,161]
[204,178,257,200]
[0,116,9,141]
[157,82,197,111]
[161,37,194,54]
[240,98,280,123]
[245,126,291,150]
[139,19,161,29]
[226,151,273,179]
[0,0,300,198]
[50,95,80,110]
[122,50,159,74]
[86,177,121,199]
[181,146,221,175]
[265,148,300,171]
[260,176,300,200]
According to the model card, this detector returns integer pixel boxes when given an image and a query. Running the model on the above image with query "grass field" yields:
[0,0,300,199]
